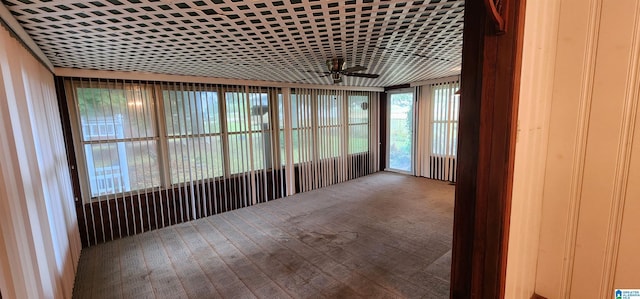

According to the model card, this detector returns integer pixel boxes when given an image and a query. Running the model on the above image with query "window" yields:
[68,79,377,201]
[279,90,372,165]
[348,95,370,154]
[225,91,271,174]
[76,84,160,197]
[163,89,223,184]
[431,83,460,157]
[279,92,314,164]
[317,93,342,159]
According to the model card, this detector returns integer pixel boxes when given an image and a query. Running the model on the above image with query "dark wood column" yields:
[379,92,387,171]
[450,0,527,298]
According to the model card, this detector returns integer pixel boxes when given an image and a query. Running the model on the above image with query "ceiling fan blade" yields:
[342,66,367,73]
[303,70,332,75]
[343,72,380,78]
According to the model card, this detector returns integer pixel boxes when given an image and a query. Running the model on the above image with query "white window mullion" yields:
[231,90,242,207]
[150,81,166,228]
[130,81,144,234]
[282,88,295,196]
[170,83,182,225]
[297,90,305,193]
[302,90,310,193]
[342,90,350,181]
[154,83,173,227]
[188,86,200,218]
[309,90,315,190]
[129,81,143,235]
[68,79,95,244]
[246,86,257,206]
[197,86,209,218]
[107,79,124,239]
[237,89,249,208]
[91,78,110,242]
[314,92,322,190]
[202,87,213,216]
[218,86,229,212]
[319,91,325,187]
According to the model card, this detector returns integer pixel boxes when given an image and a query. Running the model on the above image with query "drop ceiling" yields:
[2,0,464,87]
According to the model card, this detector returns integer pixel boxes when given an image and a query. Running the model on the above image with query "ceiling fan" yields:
[320,58,380,84]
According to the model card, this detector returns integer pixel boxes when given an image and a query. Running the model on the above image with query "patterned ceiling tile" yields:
[2,0,464,87]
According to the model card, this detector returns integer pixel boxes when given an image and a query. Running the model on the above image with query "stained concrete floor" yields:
[72,172,455,299]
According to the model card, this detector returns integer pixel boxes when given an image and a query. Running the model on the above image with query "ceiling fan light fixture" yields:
[331,72,342,83]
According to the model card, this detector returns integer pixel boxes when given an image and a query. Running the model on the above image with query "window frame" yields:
[347,94,371,155]
[221,87,275,175]
[158,85,225,185]
[67,80,162,202]
[430,83,460,157]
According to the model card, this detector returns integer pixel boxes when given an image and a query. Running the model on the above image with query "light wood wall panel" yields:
[533,0,640,298]
[505,0,561,297]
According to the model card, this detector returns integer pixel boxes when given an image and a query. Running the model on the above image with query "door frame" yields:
[450,0,527,298]
[385,88,416,174]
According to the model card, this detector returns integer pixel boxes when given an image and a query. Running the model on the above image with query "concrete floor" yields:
[72,172,455,299]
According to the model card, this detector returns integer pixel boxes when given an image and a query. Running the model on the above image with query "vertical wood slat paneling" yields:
[531,0,604,297]
[601,1,640,289]
[530,1,640,297]
[558,1,602,297]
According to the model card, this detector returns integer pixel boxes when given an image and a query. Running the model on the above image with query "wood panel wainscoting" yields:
[430,156,457,183]
[451,0,527,298]
[73,152,371,247]
[76,169,286,247]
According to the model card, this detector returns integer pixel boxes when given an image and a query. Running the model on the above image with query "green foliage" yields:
[77,88,127,116]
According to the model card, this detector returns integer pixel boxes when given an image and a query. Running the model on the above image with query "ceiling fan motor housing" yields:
[327,58,346,72]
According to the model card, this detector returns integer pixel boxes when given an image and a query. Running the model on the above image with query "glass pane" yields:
[167,136,224,184]
[349,95,369,124]
[228,133,269,174]
[451,122,458,156]
[289,94,313,129]
[77,86,155,141]
[278,93,284,129]
[84,141,160,197]
[279,129,313,165]
[349,124,369,154]
[279,131,285,165]
[431,122,459,157]
[318,126,341,159]
[248,92,270,131]
[389,92,414,172]
[432,122,446,156]
[432,84,459,121]
[226,92,269,133]
[317,94,341,126]
[430,83,459,157]
[163,90,220,136]
[279,94,312,129]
